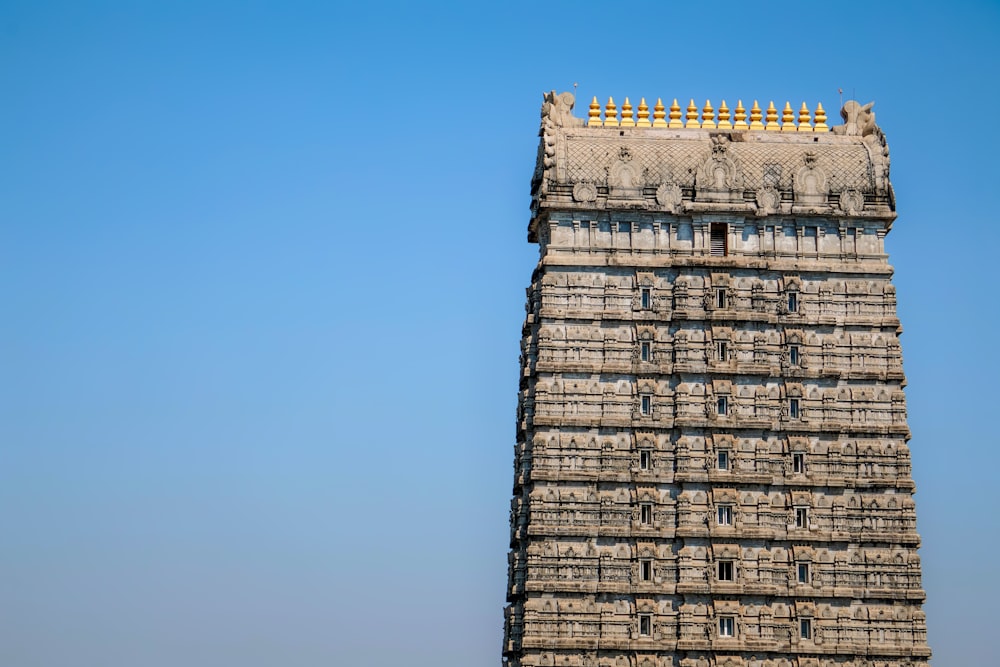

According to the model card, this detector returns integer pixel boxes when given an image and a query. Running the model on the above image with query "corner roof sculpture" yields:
[531,92,893,242]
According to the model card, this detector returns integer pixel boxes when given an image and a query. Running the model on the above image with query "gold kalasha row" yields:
[588,96,829,132]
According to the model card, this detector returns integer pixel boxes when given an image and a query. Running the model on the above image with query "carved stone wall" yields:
[504,95,929,667]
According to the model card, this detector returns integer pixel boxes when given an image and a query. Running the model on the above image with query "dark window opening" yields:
[717,505,733,525]
[710,223,728,256]
[717,450,730,471]
[717,396,728,416]
[639,450,651,470]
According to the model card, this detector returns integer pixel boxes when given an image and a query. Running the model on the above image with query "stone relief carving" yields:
[842,101,893,194]
[542,133,557,169]
[540,90,583,129]
[534,91,582,200]
[608,146,643,200]
[793,151,829,205]
[756,186,780,215]
[839,189,864,215]
[572,182,598,203]
[655,182,682,211]
[832,100,876,137]
[695,136,744,201]
[832,100,892,195]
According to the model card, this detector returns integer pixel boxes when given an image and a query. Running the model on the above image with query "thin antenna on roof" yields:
[838,88,843,108]
[573,82,578,97]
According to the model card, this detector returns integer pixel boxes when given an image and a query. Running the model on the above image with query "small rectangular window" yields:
[717,450,730,471]
[639,450,651,470]
[787,292,799,313]
[718,560,734,581]
[792,452,805,474]
[795,507,808,528]
[641,395,652,416]
[798,562,810,584]
[716,288,727,309]
[719,616,735,637]
[789,345,799,365]
[717,396,728,416]
[640,559,652,582]
[640,503,653,525]
[717,505,733,526]
[716,340,728,361]
[640,341,651,361]
[789,398,800,419]
[710,223,728,256]
[619,221,632,233]
[639,614,652,636]
[641,288,651,310]
[800,618,812,639]
[671,349,677,363]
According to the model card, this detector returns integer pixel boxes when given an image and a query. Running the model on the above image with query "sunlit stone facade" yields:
[503,94,930,667]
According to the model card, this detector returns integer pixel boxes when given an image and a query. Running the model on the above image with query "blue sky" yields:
[1,1,997,665]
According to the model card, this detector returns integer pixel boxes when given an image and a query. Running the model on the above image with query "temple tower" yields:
[503,93,930,667]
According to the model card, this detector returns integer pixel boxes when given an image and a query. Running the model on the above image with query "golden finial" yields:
[685,99,700,128]
[604,96,618,127]
[701,100,716,129]
[813,102,829,132]
[797,102,813,132]
[621,97,635,127]
[781,102,796,132]
[717,100,732,130]
[653,98,668,127]
[765,101,779,131]
[588,96,601,126]
[733,100,748,130]
[668,98,683,128]
[749,100,764,130]
[636,98,651,127]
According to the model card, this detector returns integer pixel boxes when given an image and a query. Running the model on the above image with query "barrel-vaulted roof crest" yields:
[530,90,893,236]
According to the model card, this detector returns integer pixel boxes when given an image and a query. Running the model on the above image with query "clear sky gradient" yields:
[1,2,997,665]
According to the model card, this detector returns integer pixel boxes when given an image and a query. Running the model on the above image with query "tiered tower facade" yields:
[503,93,930,667]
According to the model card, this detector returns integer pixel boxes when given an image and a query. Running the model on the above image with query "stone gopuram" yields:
[503,93,930,667]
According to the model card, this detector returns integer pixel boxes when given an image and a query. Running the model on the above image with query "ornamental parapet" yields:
[584,97,831,133]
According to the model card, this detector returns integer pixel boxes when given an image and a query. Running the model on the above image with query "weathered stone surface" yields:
[504,94,929,667]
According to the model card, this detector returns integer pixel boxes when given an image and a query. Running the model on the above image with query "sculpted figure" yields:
[541,91,584,129]
[832,100,876,137]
